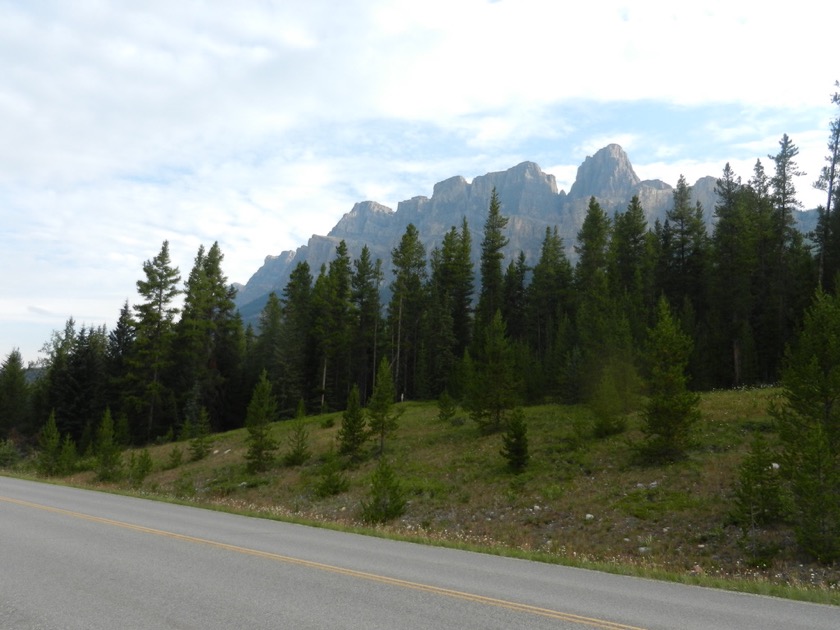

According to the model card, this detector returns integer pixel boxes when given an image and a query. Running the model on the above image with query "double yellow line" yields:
[2,495,646,630]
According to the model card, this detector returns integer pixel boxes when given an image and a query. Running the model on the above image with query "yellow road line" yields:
[1,495,646,630]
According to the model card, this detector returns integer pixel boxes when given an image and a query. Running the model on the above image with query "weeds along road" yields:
[0,476,837,630]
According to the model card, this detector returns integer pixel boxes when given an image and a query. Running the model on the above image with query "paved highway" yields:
[0,476,837,629]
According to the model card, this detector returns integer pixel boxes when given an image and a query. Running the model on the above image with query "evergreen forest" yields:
[3,91,840,571]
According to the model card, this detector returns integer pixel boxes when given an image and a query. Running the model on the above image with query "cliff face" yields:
[234,144,720,313]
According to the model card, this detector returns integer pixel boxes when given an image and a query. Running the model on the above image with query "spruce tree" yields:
[773,290,840,562]
[476,188,509,332]
[640,297,700,462]
[131,241,181,442]
[337,385,366,460]
[0,349,32,438]
[466,310,518,434]
[500,407,529,473]
[282,400,311,467]
[351,246,384,402]
[245,371,278,473]
[95,407,123,482]
[36,411,61,476]
[367,358,400,456]
[360,457,406,523]
[388,224,427,400]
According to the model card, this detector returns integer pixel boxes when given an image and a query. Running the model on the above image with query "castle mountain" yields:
[233,144,802,315]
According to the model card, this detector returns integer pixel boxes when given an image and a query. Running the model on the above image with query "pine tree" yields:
[57,434,78,476]
[476,188,509,332]
[658,176,709,315]
[773,290,840,562]
[815,83,840,289]
[131,241,181,442]
[189,407,213,462]
[501,252,529,342]
[351,246,383,402]
[388,224,427,400]
[360,457,406,523]
[173,242,243,431]
[431,218,474,357]
[282,400,311,467]
[574,197,616,398]
[500,407,529,473]
[36,410,61,476]
[367,358,400,456]
[312,242,356,411]
[315,449,349,497]
[466,310,518,434]
[279,261,315,410]
[245,371,278,473]
[337,384,366,460]
[106,300,136,424]
[95,407,123,482]
[608,196,650,348]
[0,349,31,438]
[527,226,573,366]
[640,297,700,462]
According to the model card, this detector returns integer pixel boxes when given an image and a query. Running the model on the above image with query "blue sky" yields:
[1,0,838,366]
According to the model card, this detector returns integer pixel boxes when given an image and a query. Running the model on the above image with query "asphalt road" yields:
[0,476,837,629]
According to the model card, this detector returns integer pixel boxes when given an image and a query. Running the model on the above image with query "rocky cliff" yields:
[235,144,719,314]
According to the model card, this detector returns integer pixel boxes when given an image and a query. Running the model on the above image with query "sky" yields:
[1,0,838,367]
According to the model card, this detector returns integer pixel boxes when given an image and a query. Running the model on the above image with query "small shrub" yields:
[0,440,20,468]
[360,458,406,523]
[189,408,213,462]
[167,445,184,470]
[282,419,311,467]
[127,449,154,488]
[315,452,348,498]
[500,408,529,473]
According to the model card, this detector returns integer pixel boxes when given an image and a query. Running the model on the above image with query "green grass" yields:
[10,386,840,605]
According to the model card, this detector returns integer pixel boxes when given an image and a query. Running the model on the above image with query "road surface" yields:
[0,476,836,629]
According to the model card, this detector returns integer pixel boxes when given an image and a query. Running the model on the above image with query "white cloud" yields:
[2,0,839,364]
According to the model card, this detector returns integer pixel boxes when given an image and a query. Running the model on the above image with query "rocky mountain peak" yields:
[568,143,640,200]
[328,201,394,239]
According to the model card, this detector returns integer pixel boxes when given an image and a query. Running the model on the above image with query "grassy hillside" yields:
[52,388,840,602]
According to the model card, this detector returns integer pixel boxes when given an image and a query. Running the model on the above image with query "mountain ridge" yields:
[234,144,814,317]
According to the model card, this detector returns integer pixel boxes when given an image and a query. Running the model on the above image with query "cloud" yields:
[2,0,838,365]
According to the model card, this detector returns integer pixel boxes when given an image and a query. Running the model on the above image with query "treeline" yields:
[1,119,840,454]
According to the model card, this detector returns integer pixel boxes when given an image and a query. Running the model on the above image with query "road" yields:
[0,476,837,629]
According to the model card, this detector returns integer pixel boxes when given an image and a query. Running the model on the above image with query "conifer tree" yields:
[773,290,840,562]
[500,407,529,473]
[360,457,406,523]
[476,188,509,332]
[279,261,315,410]
[245,370,278,473]
[608,196,650,348]
[282,399,311,467]
[131,241,181,442]
[95,407,123,482]
[466,310,518,434]
[815,83,840,289]
[173,242,243,430]
[337,384,366,460]
[388,224,427,400]
[640,297,700,462]
[0,349,31,438]
[351,246,383,402]
[312,242,355,411]
[189,407,213,462]
[527,226,573,366]
[367,358,400,455]
[36,410,61,476]
[501,252,529,342]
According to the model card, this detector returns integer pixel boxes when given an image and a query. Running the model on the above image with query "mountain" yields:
[233,143,811,318]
